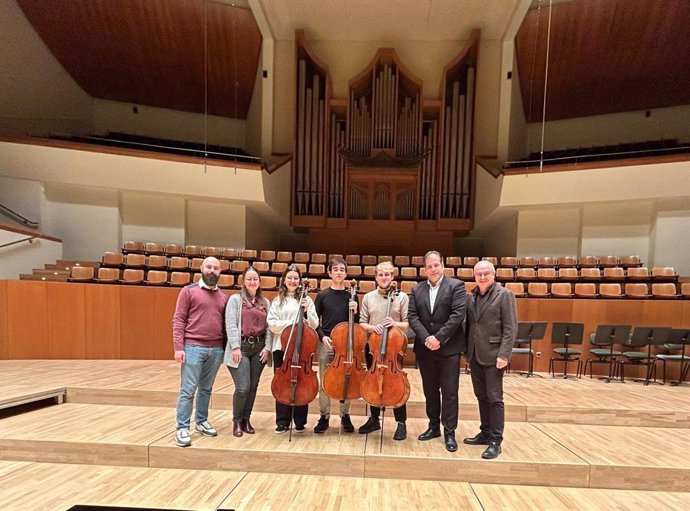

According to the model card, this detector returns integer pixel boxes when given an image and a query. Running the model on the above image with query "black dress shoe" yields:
[482,441,502,459]
[463,432,490,445]
[358,417,381,434]
[393,421,407,441]
[444,432,458,452]
[417,427,441,441]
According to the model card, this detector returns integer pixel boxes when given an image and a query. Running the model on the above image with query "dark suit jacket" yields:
[466,283,517,366]
[408,277,467,357]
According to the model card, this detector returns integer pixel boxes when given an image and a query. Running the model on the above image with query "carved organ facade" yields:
[292,30,480,254]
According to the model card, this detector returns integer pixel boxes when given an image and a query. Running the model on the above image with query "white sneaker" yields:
[195,420,218,437]
[175,428,191,447]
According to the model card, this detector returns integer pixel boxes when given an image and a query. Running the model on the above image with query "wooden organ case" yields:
[292,30,480,255]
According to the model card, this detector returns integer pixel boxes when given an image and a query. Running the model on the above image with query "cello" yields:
[360,283,411,410]
[271,282,319,410]
[322,280,367,403]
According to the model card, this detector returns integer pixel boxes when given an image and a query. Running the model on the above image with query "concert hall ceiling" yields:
[15,0,690,122]
[16,0,261,119]
[258,0,523,41]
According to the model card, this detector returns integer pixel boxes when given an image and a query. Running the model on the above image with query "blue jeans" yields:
[176,345,224,430]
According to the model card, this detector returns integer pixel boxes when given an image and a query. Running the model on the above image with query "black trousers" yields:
[365,347,407,422]
[272,350,308,428]
[369,403,407,422]
[416,351,460,432]
[469,355,506,444]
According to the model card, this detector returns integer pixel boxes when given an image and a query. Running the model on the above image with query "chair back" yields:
[185,245,202,257]
[624,283,649,298]
[145,270,167,285]
[651,283,679,298]
[96,267,120,282]
[598,255,619,268]
[527,282,549,297]
[218,274,235,289]
[457,268,474,280]
[393,255,409,267]
[627,267,649,279]
[574,283,597,298]
[619,255,642,268]
[122,269,144,284]
[463,256,479,267]
[276,251,293,263]
[557,268,578,281]
[603,267,625,280]
[505,282,525,297]
[557,256,577,268]
[599,283,623,298]
[144,242,164,255]
[169,272,191,286]
[496,268,514,281]
[259,250,276,262]
[500,256,518,268]
[551,282,573,298]
[540,256,557,268]
[70,266,95,281]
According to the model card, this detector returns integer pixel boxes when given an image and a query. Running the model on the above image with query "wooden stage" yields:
[0,360,688,510]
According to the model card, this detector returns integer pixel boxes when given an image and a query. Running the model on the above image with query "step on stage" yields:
[0,360,688,509]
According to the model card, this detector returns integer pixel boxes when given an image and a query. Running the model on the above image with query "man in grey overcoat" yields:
[463,260,517,459]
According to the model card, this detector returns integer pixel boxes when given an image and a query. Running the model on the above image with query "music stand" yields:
[514,322,547,377]
[621,327,671,385]
[549,322,584,380]
[591,324,631,383]
[665,329,690,386]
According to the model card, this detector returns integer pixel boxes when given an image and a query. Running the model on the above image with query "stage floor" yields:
[0,360,688,509]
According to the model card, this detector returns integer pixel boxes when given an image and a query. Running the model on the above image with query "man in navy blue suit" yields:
[408,251,467,452]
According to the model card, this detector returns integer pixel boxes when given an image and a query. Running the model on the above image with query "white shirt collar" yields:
[427,275,444,289]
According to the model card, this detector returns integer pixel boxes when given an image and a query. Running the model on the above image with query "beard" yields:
[202,273,219,287]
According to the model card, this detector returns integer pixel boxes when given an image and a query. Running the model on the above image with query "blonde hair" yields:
[376,260,395,273]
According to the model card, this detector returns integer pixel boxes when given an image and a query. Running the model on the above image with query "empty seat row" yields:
[119,243,646,273]
[504,282,683,299]
[121,242,260,260]
[496,255,643,269]
[69,267,281,290]
[491,266,676,282]
[60,266,690,300]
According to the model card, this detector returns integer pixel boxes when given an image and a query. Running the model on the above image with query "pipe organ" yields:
[292,30,480,254]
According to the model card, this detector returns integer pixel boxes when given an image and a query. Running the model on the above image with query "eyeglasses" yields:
[475,272,494,278]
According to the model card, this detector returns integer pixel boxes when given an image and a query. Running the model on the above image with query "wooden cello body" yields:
[322,281,367,402]
[271,286,319,407]
[360,286,411,409]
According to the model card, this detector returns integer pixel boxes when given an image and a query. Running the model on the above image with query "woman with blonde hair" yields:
[224,266,272,437]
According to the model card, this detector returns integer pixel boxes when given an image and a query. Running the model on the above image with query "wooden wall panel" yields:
[119,287,155,359]
[7,281,48,359]
[2,282,689,369]
[0,280,9,359]
[46,282,86,359]
[85,284,121,359]
[151,288,181,360]
[603,300,644,326]
[639,301,684,328]
[0,281,8,359]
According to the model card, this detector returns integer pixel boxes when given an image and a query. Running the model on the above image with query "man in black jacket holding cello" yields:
[408,251,467,452]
